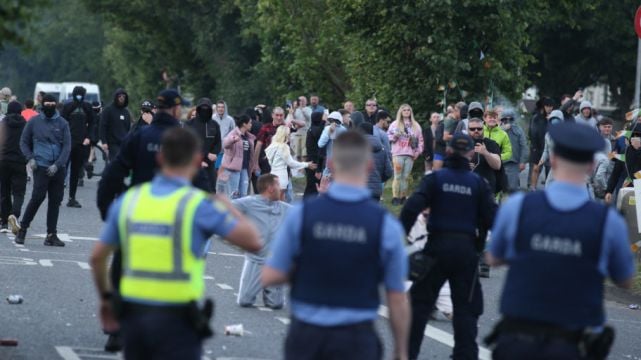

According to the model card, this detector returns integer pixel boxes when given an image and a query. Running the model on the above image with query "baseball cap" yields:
[156,89,184,109]
[141,100,154,111]
[449,133,474,152]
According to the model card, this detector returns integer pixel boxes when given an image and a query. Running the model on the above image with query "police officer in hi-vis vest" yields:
[262,130,410,360]
[90,127,260,359]
[486,122,635,359]
[400,132,497,360]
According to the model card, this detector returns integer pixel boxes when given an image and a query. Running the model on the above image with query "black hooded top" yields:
[62,86,95,146]
[306,112,325,167]
[99,88,132,145]
[0,113,27,164]
[185,98,221,166]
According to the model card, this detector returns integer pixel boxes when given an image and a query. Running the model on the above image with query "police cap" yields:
[141,99,154,112]
[449,132,474,152]
[156,89,184,109]
[549,122,603,163]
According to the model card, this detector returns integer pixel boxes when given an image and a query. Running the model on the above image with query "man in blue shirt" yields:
[262,131,410,360]
[90,128,260,359]
[486,122,636,359]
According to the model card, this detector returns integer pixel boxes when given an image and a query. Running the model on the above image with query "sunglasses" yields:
[468,127,484,132]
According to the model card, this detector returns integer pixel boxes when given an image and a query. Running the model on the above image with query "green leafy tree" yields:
[236,0,352,109]
[330,0,560,117]
[529,1,638,112]
[0,0,47,48]
[0,0,117,101]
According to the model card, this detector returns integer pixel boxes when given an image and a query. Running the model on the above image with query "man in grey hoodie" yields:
[500,109,529,192]
[575,100,598,128]
[213,100,236,140]
[233,174,290,309]
[14,94,70,246]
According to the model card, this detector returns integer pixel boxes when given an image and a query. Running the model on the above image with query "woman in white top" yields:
[265,125,317,200]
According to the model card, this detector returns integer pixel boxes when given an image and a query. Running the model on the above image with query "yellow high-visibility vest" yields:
[118,183,207,303]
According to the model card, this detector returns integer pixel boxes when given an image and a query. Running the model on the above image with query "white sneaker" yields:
[8,215,20,236]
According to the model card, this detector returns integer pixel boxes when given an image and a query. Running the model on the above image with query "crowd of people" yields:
[0,83,638,360]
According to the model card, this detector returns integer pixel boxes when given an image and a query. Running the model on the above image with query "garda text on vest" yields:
[442,183,472,196]
[313,222,367,244]
[530,234,582,257]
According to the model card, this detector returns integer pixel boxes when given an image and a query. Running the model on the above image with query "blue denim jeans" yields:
[226,168,249,199]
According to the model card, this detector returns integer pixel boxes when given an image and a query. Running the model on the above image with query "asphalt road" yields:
[1,175,641,360]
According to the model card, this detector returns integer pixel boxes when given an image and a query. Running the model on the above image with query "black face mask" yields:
[43,105,56,118]
[197,107,213,120]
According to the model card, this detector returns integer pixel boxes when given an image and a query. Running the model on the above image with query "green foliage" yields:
[0,0,117,101]
[332,0,552,117]
[2,0,640,118]
[529,0,639,111]
[0,0,47,48]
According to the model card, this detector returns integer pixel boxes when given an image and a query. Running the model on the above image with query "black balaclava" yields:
[42,94,57,118]
[197,105,213,120]
[72,86,86,103]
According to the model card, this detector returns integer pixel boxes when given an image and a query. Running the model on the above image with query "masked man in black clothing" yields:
[99,88,131,161]
[186,98,221,192]
[0,101,28,233]
[62,86,95,208]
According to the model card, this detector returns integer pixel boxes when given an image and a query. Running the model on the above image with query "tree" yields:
[329,0,559,117]
[0,0,47,48]
[0,0,117,101]
[234,0,352,109]
[529,1,639,112]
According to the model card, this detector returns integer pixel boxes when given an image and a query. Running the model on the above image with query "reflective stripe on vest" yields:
[118,183,206,303]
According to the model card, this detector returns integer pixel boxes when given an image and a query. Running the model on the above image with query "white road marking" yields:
[275,316,290,325]
[216,283,234,290]
[208,251,244,258]
[204,275,215,280]
[68,236,99,241]
[54,346,82,360]
[0,255,38,265]
[257,307,273,312]
[378,305,492,360]
[39,259,91,270]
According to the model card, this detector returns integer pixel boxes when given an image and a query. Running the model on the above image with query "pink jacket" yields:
[387,120,424,158]
[222,128,257,172]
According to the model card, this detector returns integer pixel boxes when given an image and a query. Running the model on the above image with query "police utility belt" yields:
[113,294,216,339]
[408,232,475,282]
[485,317,615,360]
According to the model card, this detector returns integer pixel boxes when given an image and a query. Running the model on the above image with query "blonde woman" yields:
[387,104,424,205]
[265,126,317,200]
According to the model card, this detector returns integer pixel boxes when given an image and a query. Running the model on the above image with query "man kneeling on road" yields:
[233,173,290,309]
[90,127,260,360]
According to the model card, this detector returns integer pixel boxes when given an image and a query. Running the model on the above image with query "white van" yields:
[33,82,63,102]
[59,82,101,104]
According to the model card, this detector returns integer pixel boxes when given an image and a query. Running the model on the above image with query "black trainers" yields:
[104,333,122,353]
[8,214,20,235]
[67,199,82,208]
[391,198,400,206]
[0,222,9,233]
[44,233,65,247]
[15,228,27,245]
